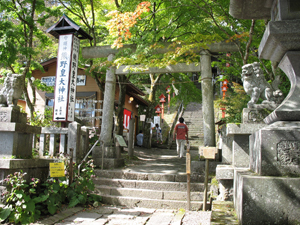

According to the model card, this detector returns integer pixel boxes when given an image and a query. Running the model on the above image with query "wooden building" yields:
[27,58,148,132]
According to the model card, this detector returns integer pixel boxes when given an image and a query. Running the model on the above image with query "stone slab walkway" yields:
[33,205,212,225]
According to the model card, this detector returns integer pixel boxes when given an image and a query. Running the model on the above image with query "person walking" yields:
[155,123,163,144]
[136,130,144,147]
[173,117,188,158]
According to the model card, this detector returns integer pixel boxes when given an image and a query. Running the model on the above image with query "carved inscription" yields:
[248,110,266,123]
[277,141,300,166]
[0,112,8,122]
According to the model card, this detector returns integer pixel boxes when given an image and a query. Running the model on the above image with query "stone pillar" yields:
[200,50,216,147]
[227,122,266,168]
[99,53,116,145]
[68,122,81,162]
[80,126,90,159]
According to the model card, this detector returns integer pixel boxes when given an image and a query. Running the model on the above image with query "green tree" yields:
[55,0,115,93]
[0,0,57,119]
[104,0,292,125]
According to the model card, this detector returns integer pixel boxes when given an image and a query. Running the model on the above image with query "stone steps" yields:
[97,186,204,201]
[100,195,203,210]
[182,103,204,150]
[211,201,239,224]
[93,170,210,210]
[94,178,207,192]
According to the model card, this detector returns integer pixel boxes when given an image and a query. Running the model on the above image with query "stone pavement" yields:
[120,146,200,174]
[34,205,212,225]
[32,146,239,224]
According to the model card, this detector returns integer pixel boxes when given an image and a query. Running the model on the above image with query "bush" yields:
[215,82,249,124]
[0,155,101,224]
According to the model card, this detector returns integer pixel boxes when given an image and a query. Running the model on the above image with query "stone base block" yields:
[216,165,234,180]
[250,121,300,176]
[227,123,266,168]
[235,171,300,224]
[0,159,53,201]
[0,106,26,123]
[191,161,222,174]
[0,132,33,157]
[220,125,233,164]
[94,158,124,169]
[93,146,117,158]
[216,165,234,201]
[242,108,269,124]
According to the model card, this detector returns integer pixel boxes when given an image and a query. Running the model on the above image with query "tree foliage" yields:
[0,0,58,118]
[0,0,291,125]
[103,0,290,123]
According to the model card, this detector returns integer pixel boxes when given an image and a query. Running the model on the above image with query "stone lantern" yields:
[223,0,300,224]
[155,104,162,116]
[159,94,166,120]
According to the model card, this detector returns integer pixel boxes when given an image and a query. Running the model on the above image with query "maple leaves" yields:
[106,1,151,48]
[227,32,249,42]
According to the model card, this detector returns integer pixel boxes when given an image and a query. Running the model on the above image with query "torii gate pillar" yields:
[200,50,216,147]
[99,53,116,144]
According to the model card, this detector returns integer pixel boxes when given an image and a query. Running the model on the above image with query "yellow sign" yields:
[49,162,65,177]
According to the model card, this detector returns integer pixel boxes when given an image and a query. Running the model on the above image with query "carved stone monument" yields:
[0,74,50,194]
[241,62,284,108]
[216,62,273,202]
[228,0,300,224]
[0,73,24,107]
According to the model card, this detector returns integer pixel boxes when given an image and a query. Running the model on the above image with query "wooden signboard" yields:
[199,147,217,159]
[50,162,65,177]
[115,134,127,147]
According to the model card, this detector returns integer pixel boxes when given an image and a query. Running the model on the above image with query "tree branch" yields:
[243,19,255,64]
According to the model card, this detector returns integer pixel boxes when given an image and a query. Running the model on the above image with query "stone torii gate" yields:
[82,42,238,155]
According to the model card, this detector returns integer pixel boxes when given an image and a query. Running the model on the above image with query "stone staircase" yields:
[90,103,210,211]
[183,102,204,150]
[93,169,210,210]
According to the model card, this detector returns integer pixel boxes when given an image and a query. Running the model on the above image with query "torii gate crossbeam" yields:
[82,42,238,151]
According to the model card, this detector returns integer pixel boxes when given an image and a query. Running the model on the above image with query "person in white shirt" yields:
[136,130,143,147]
[155,123,163,144]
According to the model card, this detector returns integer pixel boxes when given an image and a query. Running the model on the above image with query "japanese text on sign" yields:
[53,34,73,122]
[49,162,65,177]
[53,34,80,122]
[41,75,86,87]
[67,36,80,122]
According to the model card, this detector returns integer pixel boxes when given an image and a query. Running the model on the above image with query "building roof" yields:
[40,57,57,67]
[46,14,93,40]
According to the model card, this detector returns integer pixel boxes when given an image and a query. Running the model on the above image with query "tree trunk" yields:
[142,73,163,148]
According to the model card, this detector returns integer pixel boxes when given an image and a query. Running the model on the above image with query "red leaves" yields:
[106,1,151,48]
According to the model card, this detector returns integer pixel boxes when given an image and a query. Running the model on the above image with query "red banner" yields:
[123,109,132,130]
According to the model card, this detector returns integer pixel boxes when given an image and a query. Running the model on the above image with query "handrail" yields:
[168,101,184,149]
[78,139,104,176]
